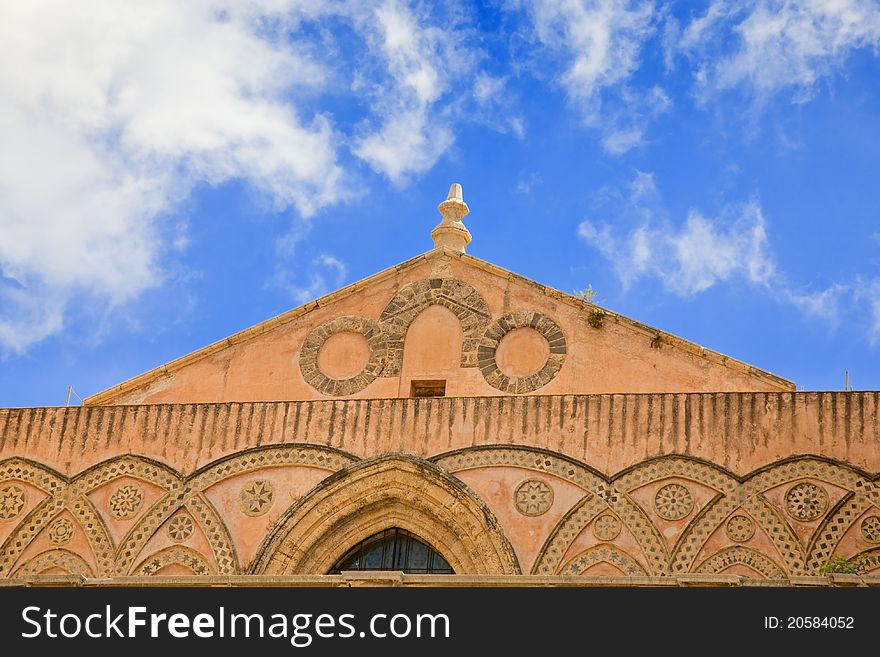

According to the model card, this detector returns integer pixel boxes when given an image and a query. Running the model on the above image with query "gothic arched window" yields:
[330,528,454,574]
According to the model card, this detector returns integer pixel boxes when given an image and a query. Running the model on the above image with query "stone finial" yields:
[432,183,472,252]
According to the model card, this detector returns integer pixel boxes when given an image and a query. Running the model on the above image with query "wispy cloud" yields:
[352,0,483,182]
[516,0,664,153]
[578,171,847,324]
[854,278,880,344]
[272,254,349,305]
[677,0,880,103]
[472,73,526,138]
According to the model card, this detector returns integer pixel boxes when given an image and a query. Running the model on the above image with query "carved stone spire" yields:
[432,183,472,253]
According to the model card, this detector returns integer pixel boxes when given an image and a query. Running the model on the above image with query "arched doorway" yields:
[331,528,454,574]
[251,455,520,575]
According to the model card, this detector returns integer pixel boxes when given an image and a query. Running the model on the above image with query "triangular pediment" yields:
[85,247,793,405]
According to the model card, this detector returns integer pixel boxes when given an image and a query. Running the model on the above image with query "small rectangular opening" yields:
[410,380,446,398]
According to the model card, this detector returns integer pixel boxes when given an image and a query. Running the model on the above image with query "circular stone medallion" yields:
[240,480,275,517]
[592,513,622,541]
[861,516,880,543]
[653,483,694,521]
[299,316,384,396]
[167,514,195,543]
[108,484,144,520]
[725,514,755,543]
[514,479,554,516]
[478,311,566,394]
[48,518,75,546]
[785,482,828,521]
[0,484,27,520]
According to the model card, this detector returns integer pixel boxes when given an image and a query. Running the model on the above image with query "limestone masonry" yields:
[1,185,878,586]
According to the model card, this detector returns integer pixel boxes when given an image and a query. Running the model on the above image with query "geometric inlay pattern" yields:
[862,516,880,543]
[0,446,358,581]
[108,484,144,520]
[2,443,880,582]
[695,546,786,579]
[653,483,694,521]
[477,311,566,394]
[560,544,646,576]
[514,479,554,516]
[47,518,76,546]
[785,482,828,522]
[725,514,756,543]
[13,549,95,578]
[135,546,213,576]
[239,480,274,517]
[167,514,194,543]
[0,484,27,520]
[592,513,621,541]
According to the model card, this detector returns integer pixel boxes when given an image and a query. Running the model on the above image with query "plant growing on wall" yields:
[574,284,606,328]
[819,556,863,574]
[587,309,606,329]
[573,284,599,303]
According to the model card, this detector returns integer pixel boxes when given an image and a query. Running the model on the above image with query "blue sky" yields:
[2,0,880,407]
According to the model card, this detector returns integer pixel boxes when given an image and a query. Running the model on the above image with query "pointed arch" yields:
[252,455,520,575]
[133,545,214,576]
[853,547,880,574]
[13,549,94,578]
[559,544,647,576]
[695,546,786,579]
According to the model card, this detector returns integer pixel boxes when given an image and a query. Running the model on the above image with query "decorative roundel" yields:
[240,480,275,517]
[592,513,622,541]
[48,518,76,546]
[514,479,554,516]
[725,514,755,543]
[861,515,880,543]
[653,483,694,521]
[299,316,385,396]
[167,514,195,543]
[785,482,828,521]
[108,484,144,520]
[478,311,566,394]
[0,484,27,520]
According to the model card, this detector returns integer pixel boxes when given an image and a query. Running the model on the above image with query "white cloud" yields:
[352,0,479,182]
[273,254,349,305]
[0,1,497,353]
[0,1,348,353]
[522,0,655,101]
[578,172,842,321]
[517,0,662,152]
[516,171,543,195]
[582,211,769,296]
[679,0,880,102]
[472,73,526,138]
[667,205,776,294]
[854,278,880,344]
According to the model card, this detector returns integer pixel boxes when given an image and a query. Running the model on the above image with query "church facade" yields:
[1,186,879,585]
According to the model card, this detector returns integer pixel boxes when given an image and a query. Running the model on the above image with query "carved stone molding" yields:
[477,311,566,393]
[378,278,490,374]
[299,315,385,396]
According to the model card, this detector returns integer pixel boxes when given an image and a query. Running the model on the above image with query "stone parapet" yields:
[2,391,878,476]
